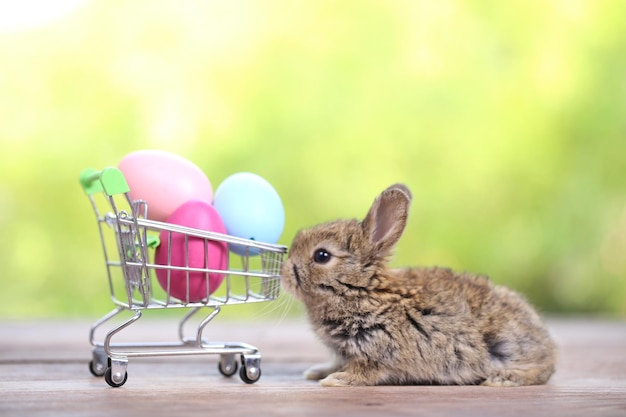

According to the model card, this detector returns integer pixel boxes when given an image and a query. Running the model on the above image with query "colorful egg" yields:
[119,150,213,222]
[154,200,227,302]
[213,172,285,256]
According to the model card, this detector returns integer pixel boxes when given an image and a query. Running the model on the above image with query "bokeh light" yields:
[0,0,624,317]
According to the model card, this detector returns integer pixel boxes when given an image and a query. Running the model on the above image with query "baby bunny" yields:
[281,184,556,387]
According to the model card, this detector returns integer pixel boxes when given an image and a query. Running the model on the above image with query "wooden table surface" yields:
[1,315,625,417]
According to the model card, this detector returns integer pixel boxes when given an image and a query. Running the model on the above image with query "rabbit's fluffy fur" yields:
[281,184,556,387]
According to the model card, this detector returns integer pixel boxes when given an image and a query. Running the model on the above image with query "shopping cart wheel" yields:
[89,360,106,377]
[239,365,261,384]
[218,354,239,377]
[239,353,262,384]
[104,367,128,388]
[89,347,107,377]
[104,357,129,388]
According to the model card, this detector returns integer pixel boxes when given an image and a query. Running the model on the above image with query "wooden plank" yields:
[0,317,625,417]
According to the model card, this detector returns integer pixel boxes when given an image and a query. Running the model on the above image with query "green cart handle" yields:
[80,167,130,196]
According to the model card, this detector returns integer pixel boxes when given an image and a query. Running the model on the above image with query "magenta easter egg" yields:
[119,150,213,222]
[154,200,227,302]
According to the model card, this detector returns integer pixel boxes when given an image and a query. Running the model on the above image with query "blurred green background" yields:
[0,0,624,319]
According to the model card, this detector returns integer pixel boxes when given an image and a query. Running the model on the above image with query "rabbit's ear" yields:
[362,184,412,255]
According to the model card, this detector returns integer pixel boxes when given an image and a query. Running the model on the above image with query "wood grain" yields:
[1,317,624,417]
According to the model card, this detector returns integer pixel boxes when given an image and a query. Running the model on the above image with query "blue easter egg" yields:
[213,172,285,256]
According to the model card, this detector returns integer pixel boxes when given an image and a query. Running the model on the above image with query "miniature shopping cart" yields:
[80,167,287,387]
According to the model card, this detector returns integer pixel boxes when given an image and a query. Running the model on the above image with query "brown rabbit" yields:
[281,184,556,387]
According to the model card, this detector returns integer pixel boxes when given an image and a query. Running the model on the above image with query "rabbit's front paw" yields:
[304,363,341,381]
[320,371,378,387]
[319,372,356,387]
[482,377,519,387]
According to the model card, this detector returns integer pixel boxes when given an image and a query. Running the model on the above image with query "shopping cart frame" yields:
[80,167,287,387]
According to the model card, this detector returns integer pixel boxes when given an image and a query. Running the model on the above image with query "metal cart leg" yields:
[177,306,221,346]
[89,307,126,347]
[89,307,126,378]
[195,306,221,345]
[99,310,141,387]
[103,310,143,356]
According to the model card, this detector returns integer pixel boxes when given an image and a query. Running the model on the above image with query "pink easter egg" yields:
[119,150,213,222]
[154,200,227,302]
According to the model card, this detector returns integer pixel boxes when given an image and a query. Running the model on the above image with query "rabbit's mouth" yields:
[292,264,302,288]
[280,261,303,299]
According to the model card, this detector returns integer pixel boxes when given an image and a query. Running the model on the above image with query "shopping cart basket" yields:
[80,167,287,387]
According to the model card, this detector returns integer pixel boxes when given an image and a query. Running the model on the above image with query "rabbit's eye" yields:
[313,248,331,264]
